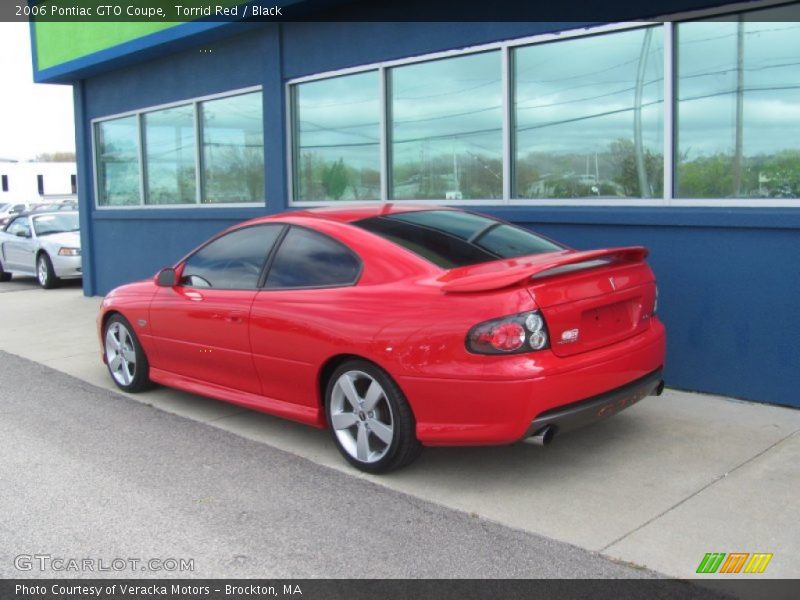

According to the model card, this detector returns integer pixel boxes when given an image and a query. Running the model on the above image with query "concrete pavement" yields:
[0,280,798,580]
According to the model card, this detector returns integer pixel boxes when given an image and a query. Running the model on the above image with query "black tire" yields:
[325,359,423,474]
[103,313,154,393]
[36,253,59,289]
[0,260,10,282]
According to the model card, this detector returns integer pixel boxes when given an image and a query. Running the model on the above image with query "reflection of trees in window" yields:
[201,92,264,203]
[144,106,196,205]
[294,71,381,201]
[96,117,140,206]
[514,27,664,199]
[390,51,502,200]
[676,17,800,198]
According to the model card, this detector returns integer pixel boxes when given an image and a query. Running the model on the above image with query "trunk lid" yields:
[439,247,656,357]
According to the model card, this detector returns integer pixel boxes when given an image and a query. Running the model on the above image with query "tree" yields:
[322,158,349,200]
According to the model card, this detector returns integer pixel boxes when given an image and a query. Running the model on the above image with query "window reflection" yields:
[390,51,503,200]
[143,105,197,205]
[201,92,264,203]
[96,116,140,206]
[293,71,380,201]
[514,27,664,199]
[676,11,800,199]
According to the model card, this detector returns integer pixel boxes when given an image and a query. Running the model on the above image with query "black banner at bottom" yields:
[3,579,800,600]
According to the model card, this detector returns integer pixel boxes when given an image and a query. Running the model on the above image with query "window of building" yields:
[143,105,196,205]
[1,174,8,192]
[96,116,141,206]
[70,174,77,194]
[180,224,283,289]
[675,8,800,199]
[390,51,503,200]
[514,27,664,199]
[200,91,264,203]
[265,226,361,288]
[292,71,380,202]
[36,174,44,196]
[94,88,264,208]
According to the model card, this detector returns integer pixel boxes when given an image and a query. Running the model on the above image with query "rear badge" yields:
[560,328,579,344]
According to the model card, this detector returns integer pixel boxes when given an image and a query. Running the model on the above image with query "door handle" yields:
[224,312,245,324]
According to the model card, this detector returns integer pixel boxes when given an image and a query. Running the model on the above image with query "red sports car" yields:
[99,205,665,473]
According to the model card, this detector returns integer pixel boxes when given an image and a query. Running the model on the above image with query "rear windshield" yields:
[355,210,563,269]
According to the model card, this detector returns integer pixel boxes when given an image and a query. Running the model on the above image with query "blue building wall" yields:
[75,18,800,408]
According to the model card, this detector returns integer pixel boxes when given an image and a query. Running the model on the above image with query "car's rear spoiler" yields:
[439,247,649,293]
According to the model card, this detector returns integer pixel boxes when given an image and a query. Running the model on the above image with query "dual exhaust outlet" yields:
[524,378,665,447]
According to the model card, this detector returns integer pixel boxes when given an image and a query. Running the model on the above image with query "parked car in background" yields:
[98,205,665,473]
[0,202,32,227]
[0,211,81,288]
[32,201,78,213]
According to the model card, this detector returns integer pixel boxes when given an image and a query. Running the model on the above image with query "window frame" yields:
[92,86,264,210]
[286,6,800,209]
[261,224,364,291]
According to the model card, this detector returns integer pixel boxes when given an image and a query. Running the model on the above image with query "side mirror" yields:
[155,267,177,287]
[16,230,29,238]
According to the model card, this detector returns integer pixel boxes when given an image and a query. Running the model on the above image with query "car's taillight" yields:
[467,310,550,355]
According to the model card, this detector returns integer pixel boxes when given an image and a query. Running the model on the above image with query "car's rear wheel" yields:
[325,360,422,473]
[103,314,152,392]
[36,253,59,289]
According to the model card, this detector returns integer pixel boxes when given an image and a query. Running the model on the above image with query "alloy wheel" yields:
[105,321,137,386]
[330,370,395,463]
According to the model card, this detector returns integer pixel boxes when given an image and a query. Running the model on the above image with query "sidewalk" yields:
[1,281,798,579]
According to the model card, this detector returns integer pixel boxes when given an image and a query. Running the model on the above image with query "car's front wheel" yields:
[36,253,59,289]
[325,360,422,473]
[103,314,152,392]
[0,260,10,282]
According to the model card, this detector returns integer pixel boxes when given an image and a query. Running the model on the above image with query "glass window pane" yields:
[143,105,196,205]
[201,92,264,204]
[96,116,140,206]
[676,12,800,199]
[293,72,380,201]
[181,225,283,289]
[355,210,562,269]
[514,27,664,199]
[390,52,502,200]
[266,227,361,288]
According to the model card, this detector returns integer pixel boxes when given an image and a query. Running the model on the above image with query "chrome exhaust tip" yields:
[526,425,555,446]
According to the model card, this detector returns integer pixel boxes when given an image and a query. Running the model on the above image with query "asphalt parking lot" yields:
[0,281,798,583]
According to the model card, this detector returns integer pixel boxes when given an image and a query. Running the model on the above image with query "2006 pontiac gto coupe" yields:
[99,205,665,473]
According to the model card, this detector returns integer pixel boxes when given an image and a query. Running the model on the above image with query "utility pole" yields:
[732,20,745,197]
[634,28,653,198]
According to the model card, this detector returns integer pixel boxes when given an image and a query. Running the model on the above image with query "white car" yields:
[0,211,81,288]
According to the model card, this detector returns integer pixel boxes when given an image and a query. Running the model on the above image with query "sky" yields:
[0,23,75,161]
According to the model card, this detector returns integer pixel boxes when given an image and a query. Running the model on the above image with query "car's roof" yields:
[282,203,452,224]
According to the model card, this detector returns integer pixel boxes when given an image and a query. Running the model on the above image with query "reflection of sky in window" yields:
[203,92,263,147]
[295,71,380,171]
[678,20,800,158]
[390,51,502,161]
[144,105,196,204]
[98,116,137,160]
[97,116,139,205]
[515,27,664,155]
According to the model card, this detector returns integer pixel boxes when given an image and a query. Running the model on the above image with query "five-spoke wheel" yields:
[103,314,152,392]
[325,360,422,473]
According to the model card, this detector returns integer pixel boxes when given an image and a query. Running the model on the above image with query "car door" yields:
[147,224,285,394]
[249,225,363,409]
[2,217,35,272]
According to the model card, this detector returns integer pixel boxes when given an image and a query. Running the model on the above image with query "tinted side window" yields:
[181,225,282,289]
[266,227,360,289]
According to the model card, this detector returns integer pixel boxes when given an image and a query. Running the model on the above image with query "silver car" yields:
[0,211,81,288]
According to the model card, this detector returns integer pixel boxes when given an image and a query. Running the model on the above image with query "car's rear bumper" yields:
[400,319,665,446]
[521,367,663,441]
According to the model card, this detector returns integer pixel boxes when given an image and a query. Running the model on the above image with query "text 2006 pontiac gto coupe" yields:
[98,205,665,473]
